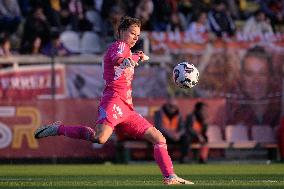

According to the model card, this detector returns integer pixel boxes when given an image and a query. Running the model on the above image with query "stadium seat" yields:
[225,125,257,148]
[60,31,81,53]
[251,125,277,143]
[80,31,102,54]
[206,125,230,148]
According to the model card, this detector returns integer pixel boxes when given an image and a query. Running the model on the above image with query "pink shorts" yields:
[96,96,153,139]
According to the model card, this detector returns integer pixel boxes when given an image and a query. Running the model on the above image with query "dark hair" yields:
[254,9,265,17]
[191,11,207,22]
[194,102,207,123]
[194,102,206,112]
[242,46,273,73]
[118,16,141,34]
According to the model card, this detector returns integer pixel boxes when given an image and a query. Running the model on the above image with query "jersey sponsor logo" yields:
[114,59,135,81]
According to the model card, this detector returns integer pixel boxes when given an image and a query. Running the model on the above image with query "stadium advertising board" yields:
[149,32,283,127]
[0,64,66,99]
[0,98,225,159]
[66,65,168,98]
[148,32,284,54]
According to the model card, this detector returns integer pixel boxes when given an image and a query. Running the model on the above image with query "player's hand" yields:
[134,51,149,62]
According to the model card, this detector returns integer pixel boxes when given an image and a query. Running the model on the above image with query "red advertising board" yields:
[0,98,225,159]
[0,64,66,99]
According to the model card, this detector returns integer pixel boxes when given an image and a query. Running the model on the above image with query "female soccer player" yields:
[34,16,193,185]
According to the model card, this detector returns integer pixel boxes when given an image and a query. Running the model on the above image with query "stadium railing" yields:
[0,54,172,67]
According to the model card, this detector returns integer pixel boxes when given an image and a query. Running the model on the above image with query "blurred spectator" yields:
[227,0,241,19]
[167,12,186,31]
[100,0,116,19]
[68,0,92,31]
[121,0,138,18]
[152,0,174,31]
[259,0,284,32]
[226,46,281,127]
[69,0,84,31]
[178,0,210,26]
[208,0,236,37]
[57,0,73,30]
[21,35,42,55]
[20,6,51,54]
[101,5,124,46]
[0,34,12,57]
[48,0,64,30]
[0,0,22,34]
[186,11,209,40]
[184,102,209,164]
[41,30,70,57]
[154,97,190,163]
[243,9,274,35]
[135,0,154,31]
[18,0,31,17]
[177,0,193,26]
[94,0,103,12]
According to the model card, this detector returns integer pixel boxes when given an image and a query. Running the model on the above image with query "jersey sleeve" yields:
[111,42,130,65]
[111,42,140,66]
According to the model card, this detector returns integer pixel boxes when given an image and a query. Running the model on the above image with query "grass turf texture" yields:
[0,163,283,188]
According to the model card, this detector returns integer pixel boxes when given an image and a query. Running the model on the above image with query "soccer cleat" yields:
[34,121,61,139]
[163,174,194,185]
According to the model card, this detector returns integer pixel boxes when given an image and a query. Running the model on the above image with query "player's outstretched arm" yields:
[133,51,149,62]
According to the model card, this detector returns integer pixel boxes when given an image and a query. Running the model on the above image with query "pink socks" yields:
[154,142,174,177]
[58,125,95,142]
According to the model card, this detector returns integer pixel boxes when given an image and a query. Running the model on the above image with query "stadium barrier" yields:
[117,137,278,163]
[0,54,171,67]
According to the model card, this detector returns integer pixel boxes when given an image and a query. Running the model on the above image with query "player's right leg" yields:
[34,121,62,139]
[143,127,194,185]
[35,96,119,143]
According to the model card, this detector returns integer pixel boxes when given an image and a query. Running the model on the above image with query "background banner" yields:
[66,65,168,98]
[0,64,66,99]
[0,98,225,159]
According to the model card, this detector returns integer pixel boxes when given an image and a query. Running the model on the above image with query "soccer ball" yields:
[173,62,199,88]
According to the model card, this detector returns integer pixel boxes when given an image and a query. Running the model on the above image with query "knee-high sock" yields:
[58,125,95,142]
[154,142,174,177]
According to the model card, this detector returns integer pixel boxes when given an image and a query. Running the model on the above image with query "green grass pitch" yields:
[0,163,284,188]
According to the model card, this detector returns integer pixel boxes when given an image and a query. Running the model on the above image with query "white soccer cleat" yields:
[34,121,61,139]
[163,174,194,185]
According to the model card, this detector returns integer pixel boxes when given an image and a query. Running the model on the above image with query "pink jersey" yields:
[102,40,140,109]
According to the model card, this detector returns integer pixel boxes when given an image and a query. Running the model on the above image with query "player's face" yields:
[242,57,270,99]
[120,25,140,47]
